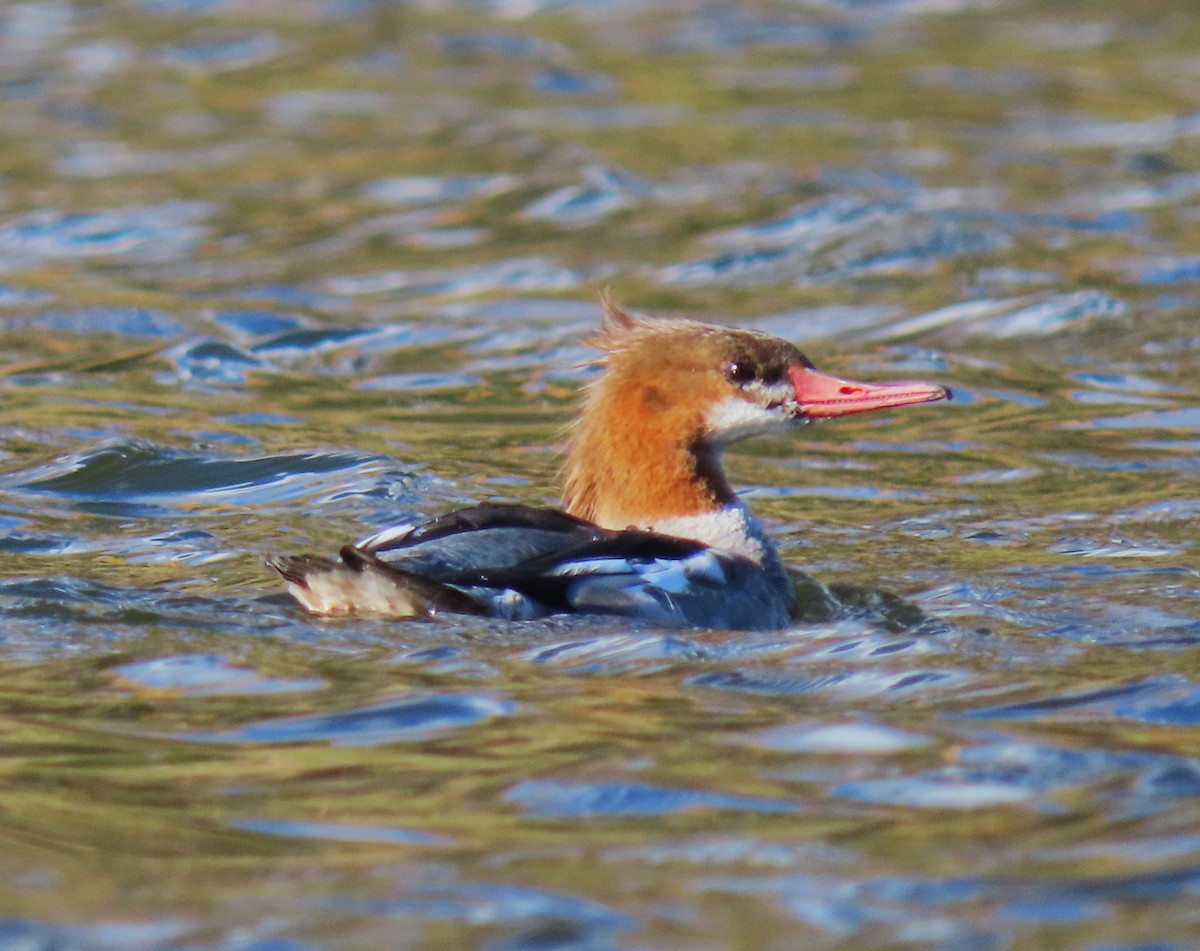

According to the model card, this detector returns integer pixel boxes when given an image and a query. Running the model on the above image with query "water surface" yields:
[0,1,1199,948]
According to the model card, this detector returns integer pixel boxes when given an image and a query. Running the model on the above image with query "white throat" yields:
[646,502,775,564]
[703,387,798,447]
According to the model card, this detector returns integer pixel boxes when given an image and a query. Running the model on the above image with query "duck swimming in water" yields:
[268,299,950,630]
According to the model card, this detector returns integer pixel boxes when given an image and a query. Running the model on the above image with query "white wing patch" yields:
[549,550,727,592]
[679,549,726,584]
[558,550,734,624]
[548,557,645,578]
[355,522,416,551]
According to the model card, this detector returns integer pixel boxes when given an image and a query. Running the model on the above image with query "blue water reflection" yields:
[199,694,513,746]
[506,779,799,818]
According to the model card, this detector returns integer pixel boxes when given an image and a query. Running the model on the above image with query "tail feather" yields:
[265,549,486,618]
[265,554,337,588]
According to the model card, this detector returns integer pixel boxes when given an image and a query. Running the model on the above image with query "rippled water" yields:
[1,0,1199,948]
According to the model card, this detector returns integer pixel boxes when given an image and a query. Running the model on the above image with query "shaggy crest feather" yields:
[588,293,727,356]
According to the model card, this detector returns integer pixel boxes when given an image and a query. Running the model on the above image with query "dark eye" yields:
[725,360,756,385]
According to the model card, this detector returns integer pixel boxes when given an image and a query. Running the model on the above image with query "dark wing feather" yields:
[439,528,710,609]
[271,501,729,624]
[372,502,601,553]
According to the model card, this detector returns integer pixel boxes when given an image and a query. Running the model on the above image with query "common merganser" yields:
[268,299,949,630]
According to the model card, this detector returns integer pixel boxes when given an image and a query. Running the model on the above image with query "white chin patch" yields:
[704,389,795,444]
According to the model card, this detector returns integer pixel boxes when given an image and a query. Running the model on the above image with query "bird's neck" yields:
[562,385,740,539]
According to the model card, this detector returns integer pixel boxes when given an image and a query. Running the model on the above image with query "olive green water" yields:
[1,1,1199,948]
